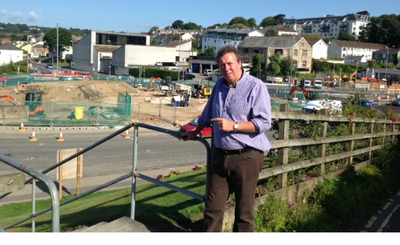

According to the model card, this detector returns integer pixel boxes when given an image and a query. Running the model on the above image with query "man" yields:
[182,45,272,232]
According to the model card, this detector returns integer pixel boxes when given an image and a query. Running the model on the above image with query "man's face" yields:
[219,52,243,84]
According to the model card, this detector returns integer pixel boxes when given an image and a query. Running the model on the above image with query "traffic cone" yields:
[57,129,65,142]
[30,129,38,142]
[175,118,180,127]
[124,130,130,139]
[19,122,25,132]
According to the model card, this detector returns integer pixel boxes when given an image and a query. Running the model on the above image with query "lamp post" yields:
[107,40,111,76]
[385,46,389,81]
[26,35,29,76]
[56,22,59,72]
[290,37,294,88]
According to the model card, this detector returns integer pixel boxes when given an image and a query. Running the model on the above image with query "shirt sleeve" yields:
[250,82,271,133]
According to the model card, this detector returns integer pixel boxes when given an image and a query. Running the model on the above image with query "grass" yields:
[0,169,207,232]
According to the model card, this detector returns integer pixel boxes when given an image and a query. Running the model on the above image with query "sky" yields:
[0,0,399,34]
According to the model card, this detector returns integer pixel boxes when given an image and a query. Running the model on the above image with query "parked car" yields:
[392,99,400,106]
[360,98,373,107]
[203,69,212,76]
[184,73,195,80]
[304,80,311,88]
[314,80,323,89]
[179,116,212,138]
[46,64,54,69]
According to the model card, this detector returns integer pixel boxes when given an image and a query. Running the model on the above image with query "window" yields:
[214,40,216,43]
[302,61,307,67]
[303,50,307,57]
[254,49,259,54]
[383,53,386,58]
[374,53,379,59]
[274,49,283,55]
[294,49,298,56]
[244,48,249,54]
[301,43,304,47]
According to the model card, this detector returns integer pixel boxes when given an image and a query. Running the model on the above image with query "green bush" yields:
[128,68,179,80]
[0,60,29,74]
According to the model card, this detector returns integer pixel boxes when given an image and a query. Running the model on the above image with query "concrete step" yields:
[75,217,153,232]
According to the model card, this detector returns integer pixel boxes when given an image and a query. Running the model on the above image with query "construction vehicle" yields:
[288,86,311,101]
[349,71,357,83]
[0,91,46,119]
[193,79,213,99]
[171,93,190,107]
[148,77,162,89]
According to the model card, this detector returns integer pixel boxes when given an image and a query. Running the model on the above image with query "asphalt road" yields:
[0,127,212,180]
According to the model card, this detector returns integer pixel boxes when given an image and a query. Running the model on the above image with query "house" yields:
[159,40,197,65]
[237,36,313,73]
[344,55,368,66]
[153,33,193,45]
[201,28,263,53]
[0,43,24,65]
[73,30,194,75]
[372,48,400,69]
[258,26,298,36]
[328,40,386,60]
[305,38,328,59]
[1,38,11,45]
[30,41,49,58]
[279,11,371,40]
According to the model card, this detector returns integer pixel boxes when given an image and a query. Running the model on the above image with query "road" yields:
[0,126,212,180]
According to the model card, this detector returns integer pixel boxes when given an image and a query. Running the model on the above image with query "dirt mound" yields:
[23,81,140,103]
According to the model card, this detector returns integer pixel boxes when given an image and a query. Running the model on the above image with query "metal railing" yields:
[0,122,212,232]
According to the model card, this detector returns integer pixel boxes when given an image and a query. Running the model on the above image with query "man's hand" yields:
[211,118,234,132]
[181,130,198,141]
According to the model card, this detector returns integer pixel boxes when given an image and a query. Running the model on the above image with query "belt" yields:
[215,147,261,156]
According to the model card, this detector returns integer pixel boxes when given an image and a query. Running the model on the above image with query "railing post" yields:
[318,109,329,176]
[369,122,374,164]
[392,123,396,143]
[131,125,139,220]
[277,104,290,189]
[349,113,356,165]
[382,123,386,145]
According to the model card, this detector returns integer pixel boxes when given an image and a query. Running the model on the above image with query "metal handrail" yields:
[0,122,212,232]
[0,155,60,232]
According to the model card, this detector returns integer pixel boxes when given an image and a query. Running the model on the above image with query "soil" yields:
[0,80,208,125]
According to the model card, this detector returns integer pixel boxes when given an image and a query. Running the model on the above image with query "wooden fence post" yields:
[382,123,386,145]
[349,114,356,165]
[277,104,290,189]
[318,109,329,176]
[368,122,374,164]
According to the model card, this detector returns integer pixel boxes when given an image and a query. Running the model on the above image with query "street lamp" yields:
[107,40,111,76]
[56,22,59,72]
[290,37,294,87]
[385,46,389,81]
[26,35,30,76]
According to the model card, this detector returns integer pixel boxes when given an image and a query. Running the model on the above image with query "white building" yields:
[279,11,371,39]
[73,30,196,75]
[328,40,386,61]
[201,28,263,53]
[306,38,328,59]
[0,43,23,65]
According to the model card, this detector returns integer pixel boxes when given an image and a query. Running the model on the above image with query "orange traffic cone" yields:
[30,129,38,142]
[175,118,180,127]
[124,130,130,139]
[57,129,65,142]
[19,122,25,132]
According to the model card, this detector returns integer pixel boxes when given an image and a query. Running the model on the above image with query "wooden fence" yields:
[223,104,400,230]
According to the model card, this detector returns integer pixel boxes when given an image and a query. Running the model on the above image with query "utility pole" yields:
[56,22,59,73]
[108,40,111,76]
[26,35,29,76]
[290,37,294,88]
[385,46,389,81]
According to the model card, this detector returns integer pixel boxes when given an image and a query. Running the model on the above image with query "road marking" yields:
[378,205,399,232]
[365,216,377,228]
[383,202,392,210]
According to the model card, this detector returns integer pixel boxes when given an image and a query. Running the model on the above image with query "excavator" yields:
[193,79,213,99]
[148,77,162,89]
[342,71,357,84]
[288,86,311,101]
[0,92,45,118]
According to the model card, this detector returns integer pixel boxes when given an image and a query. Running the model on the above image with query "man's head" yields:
[217,45,243,84]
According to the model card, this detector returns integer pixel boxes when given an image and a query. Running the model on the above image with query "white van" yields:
[314,80,323,89]
[304,80,311,88]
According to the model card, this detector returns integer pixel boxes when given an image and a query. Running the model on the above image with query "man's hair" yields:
[217,45,242,64]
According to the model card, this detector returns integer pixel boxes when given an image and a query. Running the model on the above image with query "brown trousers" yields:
[203,149,264,232]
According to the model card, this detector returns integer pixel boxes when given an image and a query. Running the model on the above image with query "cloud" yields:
[10,11,23,22]
[0,9,8,15]
[28,11,41,22]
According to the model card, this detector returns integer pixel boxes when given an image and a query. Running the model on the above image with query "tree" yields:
[173,34,181,41]
[266,53,281,75]
[148,26,158,35]
[150,39,157,46]
[251,53,265,77]
[264,29,278,36]
[260,17,277,27]
[279,54,293,76]
[191,38,199,50]
[247,18,257,28]
[183,22,198,30]
[338,31,355,41]
[203,47,216,57]
[359,14,400,48]
[229,17,248,26]
[43,28,73,59]
[172,20,184,29]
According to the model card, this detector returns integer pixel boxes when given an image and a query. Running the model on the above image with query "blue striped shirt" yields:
[198,72,272,152]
